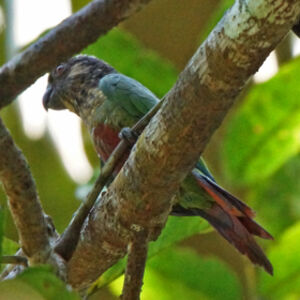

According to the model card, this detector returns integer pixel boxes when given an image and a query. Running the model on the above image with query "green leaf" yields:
[1,237,19,256]
[109,247,241,300]
[83,28,178,98]
[259,221,300,299]
[90,216,210,291]
[200,0,235,42]
[224,57,300,184]
[0,237,20,273]
[71,0,91,12]
[0,206,4,256]
[248,155,300,236]
[0,266,80,300]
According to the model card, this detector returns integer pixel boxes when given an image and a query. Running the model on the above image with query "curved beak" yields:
[42,87,52,111]
[42,85,66,111]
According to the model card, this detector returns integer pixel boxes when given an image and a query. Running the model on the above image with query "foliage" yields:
[109,247,241,300]
[91,217,210,289]
[0,266,80,300]
[259,222,300,299]
[224,57,300,185]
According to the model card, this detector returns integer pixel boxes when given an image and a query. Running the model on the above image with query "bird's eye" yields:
[55,64,65,77]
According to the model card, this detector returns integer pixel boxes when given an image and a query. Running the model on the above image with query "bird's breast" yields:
[92,123,120,161]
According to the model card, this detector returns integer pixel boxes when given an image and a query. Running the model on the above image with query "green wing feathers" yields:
[99,73,159,118]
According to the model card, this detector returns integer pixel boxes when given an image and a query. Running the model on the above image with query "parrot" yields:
[43,55,273,274]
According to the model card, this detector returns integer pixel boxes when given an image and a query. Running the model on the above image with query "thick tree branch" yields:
[0,0,151,109]
[66,0,300,290]
[0,118,50,263]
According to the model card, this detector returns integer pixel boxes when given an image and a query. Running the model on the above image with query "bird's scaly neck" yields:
[73,86,107,130]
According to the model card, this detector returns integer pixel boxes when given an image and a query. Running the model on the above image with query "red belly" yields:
[92,123,129,173]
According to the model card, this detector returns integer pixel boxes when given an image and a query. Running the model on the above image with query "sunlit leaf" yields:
[248,155,300,236]
[259,222,300,299]
[90,217,210,290]
[71,0,91,12]
[0,206,3,256]
[0,266,80,300]
[224,57,300,184]
[109,247,241,300]
[2,236,19,256]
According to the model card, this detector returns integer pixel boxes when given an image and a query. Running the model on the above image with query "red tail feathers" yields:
[190,172,273,274]
[200,204,273,274]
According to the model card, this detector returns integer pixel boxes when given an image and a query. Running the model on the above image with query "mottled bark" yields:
[0,0,152,109]
[67,0,300,290]
[0,118,50,263]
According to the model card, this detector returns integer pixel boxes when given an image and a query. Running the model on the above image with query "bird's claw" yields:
[119,127,139,145]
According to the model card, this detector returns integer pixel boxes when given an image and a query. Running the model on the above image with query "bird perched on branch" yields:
[43,55,273,274]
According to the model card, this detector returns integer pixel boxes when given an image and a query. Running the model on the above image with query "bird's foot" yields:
[119,127,139,145]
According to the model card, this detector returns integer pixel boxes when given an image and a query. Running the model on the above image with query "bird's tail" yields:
[172,173,273,275]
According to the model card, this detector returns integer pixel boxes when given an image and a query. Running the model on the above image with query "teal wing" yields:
[195,158,215,182]
[100,74,216,182]
[99,73,159,118]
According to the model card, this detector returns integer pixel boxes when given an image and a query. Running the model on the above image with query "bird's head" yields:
[43,55,115,116]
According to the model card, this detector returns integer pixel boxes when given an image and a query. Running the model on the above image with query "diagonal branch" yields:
[54,100,163,260]
[0,0,152,109]
[0,118,50,264]
[66,0,300,290]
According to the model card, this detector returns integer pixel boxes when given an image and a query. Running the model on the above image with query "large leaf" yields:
[0,266,80,300]
[109,247,241,300]
[259,221,300,299]
[248,155,300,236]
[90,216,210,291]
[224,57,300,185]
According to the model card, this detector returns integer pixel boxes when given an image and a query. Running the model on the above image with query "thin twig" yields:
[0,256,28,267]
[55,100,163,260]
[121,230,148,300]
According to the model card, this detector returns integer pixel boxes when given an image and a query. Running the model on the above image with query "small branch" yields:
[55,101,163,260]
[275,33,293,65]
[0,256,28,267]
[0,118,50,264]
[121,229,148,300]
[0,0,152,109]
